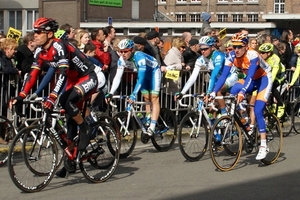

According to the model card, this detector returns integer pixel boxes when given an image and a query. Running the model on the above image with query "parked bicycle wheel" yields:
[259,113,283,165]
[178,111,209,162]
[209,116,243,172]
[7,125,58,193]
[291,99,300,135]
[151,108,177,152]
[79,121,120,183]
[113,111,137,159]
[0,115,16,167]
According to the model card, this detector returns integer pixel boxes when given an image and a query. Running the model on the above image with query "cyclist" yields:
[258,43,286,118]
[211,32,272,160]
[105,39,161,137]
[12,18,102,176]
[175,36,238,120]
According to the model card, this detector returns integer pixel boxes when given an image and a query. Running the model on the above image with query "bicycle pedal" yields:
[140,132,149,144]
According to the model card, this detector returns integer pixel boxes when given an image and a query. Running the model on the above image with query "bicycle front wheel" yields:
[178,111,208,162]
[209,116,242,172]
[0,115,16,167]
[151,108,177,152]
[113,111,137,159]
[79,121,120,183]
[291,100,300,135]
[260,113,283,165]
[7,125,58,193]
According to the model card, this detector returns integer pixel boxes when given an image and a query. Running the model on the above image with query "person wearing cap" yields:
[210,32,273,160]
[200,12,211,37]
[133,36,147,52]
[183,38,200,71]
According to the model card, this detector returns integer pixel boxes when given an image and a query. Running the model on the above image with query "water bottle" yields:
[240,112,250,131]
[214,129,221,142]
[137,112,144,120]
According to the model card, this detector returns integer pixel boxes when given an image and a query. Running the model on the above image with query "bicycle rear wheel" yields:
[260,113,283,165]
[291,100,300,134]
[178,111,208,162]
[7,125,58,193]
[113,111,137,158]
[0,115,16,167]
[79,121,120,183]
[280,101,293,137]
[151,108,177,152]
[209,116,242,172]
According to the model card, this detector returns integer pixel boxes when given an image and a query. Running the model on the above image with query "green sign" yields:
[89,0,122,7]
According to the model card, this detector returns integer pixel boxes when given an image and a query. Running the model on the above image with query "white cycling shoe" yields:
[255,146,269,160]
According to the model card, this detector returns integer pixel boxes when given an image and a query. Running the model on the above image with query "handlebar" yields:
[178,94,218,111]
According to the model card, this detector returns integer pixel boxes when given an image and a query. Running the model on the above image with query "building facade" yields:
[1,0,300,38]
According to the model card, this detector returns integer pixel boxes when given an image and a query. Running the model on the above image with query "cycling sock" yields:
[261,139,267,147]
[149,120,157,131]
[220,108,227,115]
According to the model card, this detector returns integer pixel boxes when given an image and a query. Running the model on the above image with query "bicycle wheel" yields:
[178,111,209,162]
[0,116,16,167]
[291,100,300,134]
[79,121,120,183]
[7,125,58,193]
[260,113,283,165]
[209,116,243,172]
[113,111,137,159]
[280,101,293,137]
[151,108,177,152]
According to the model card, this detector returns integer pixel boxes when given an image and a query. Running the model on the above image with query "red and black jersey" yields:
[20,38,95,97]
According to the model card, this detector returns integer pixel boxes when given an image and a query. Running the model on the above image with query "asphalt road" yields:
[0,133,300,200]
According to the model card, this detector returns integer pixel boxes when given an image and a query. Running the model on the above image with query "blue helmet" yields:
[118,39,134,50]
[199,36,215,46]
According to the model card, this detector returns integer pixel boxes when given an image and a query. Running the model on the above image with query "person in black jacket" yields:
[183,38,200,71]
[15,32,37,78]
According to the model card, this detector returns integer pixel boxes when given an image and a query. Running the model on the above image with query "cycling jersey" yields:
[265,53,286,83]
[213,49,271,94]
[109,51,161,95]
[19,38,95,98]
[289,56,300,86]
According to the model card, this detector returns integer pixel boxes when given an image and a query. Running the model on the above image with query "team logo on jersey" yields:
[72,56,88,72]
[53,42,64,56]
[82,78,97,93]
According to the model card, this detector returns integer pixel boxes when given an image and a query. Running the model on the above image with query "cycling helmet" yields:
[224,40,233,48]
[118,39,135,50]
[258,43,274,53]
[199,36,215,46]
[231,32,249,45]
[33,17,59,32]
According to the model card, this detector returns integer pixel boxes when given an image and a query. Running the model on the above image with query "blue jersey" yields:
[109,51,160,95]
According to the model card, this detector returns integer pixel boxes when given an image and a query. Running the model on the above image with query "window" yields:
[191,0,201,2]
[190,14,201,22]
[217,14,228,22]
[27,10,39,31]
[274,0,285,13]
[248,0,258,2]
[9,11,22,30]
[0,11,3,31]
[233,0,243,2]
[177,0,187,2]
[247,14,258,22]
[232,14,243,22]
[160,0,166,3]
[218,0,228,2]
[176,14,186,22]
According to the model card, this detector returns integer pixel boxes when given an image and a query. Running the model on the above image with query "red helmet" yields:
[33,17,58,32]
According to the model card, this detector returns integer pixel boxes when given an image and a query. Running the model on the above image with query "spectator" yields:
[103,25,116,48]
[249,38,258,51]
[182,32,192,47]
[281,29,294,69]
[276,42,287,67]
[90,28,111,71]
[75,30,90,52]
[239,28,249,35]
[271,35,281,56]
[83,42,103,68]
[60,23,75,39]
[15,32,37,78]
[200,12,211,37]
[133,36,147,52]
[203,27,213,36]
[183,38,200,71]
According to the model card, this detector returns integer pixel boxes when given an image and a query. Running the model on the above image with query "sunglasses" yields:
[232,45,245,49]
[34,30,48,34]
[119,50,131,54]
[260,52,268,54]
[200,47,210,51]
[226,48,233,51]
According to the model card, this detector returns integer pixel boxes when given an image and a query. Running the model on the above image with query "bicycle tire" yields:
[209,116,243,172]
[0,115,16,167]
[79,121,120,183]
[151,108,177,152]
[280,101,293,137]
[291,99,300,135]
[260,113,283,165]
[7,125,58,193]
[178,111,208,162]
[113,111,137,159]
